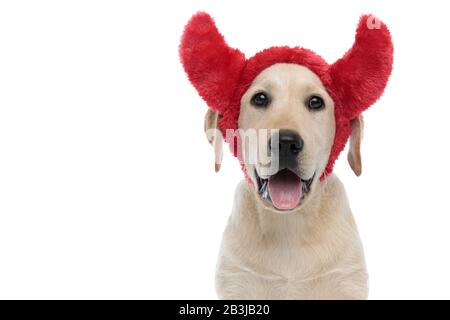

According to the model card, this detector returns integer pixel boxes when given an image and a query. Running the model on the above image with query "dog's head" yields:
[181,12,393,211]
[238,63,336,210]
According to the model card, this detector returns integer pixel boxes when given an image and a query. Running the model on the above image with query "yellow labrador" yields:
[205,64,367,299]
[182,12,393,300]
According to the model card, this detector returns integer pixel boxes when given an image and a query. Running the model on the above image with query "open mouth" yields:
[255,169,315,211]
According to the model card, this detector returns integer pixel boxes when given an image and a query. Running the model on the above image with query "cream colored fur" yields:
[205,64,367,299]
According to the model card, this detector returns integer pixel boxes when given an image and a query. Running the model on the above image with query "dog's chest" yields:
[216,249,355,299]
[215,178,368,299]
[216,236,368,299]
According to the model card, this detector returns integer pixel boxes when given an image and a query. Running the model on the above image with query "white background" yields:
[0,0,449,299]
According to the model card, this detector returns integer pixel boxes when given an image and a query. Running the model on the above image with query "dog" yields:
[181,13,393,299]
[206,66,367,299]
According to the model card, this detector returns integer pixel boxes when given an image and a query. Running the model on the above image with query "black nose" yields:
[268,129,304,170]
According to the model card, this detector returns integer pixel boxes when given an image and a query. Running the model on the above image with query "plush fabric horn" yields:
[179,12,246,114]
[329,15,394,120]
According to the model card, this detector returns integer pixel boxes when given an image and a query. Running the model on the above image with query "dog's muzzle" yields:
[256,129,314,211]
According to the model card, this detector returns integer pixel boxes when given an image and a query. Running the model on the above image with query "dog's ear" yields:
[329,15,393,120]
[179,12,246,114]
[347,115,364,176]
[204,109,223,172]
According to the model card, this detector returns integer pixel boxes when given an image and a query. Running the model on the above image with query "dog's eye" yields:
[251,92,270,108]
[308,96,325,110]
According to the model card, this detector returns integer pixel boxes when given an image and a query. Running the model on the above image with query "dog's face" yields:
[238,63,336,212]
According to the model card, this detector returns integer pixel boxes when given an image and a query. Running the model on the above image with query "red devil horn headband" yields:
[180,12,393,178]
[329,16,394,120]
[179,12,246,114]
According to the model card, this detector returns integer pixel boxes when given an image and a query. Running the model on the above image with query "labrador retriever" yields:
[206,65,367,299]
[181,12,393,299]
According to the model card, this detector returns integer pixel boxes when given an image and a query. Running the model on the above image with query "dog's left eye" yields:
[251,92,270,108]
[307,96,325,110]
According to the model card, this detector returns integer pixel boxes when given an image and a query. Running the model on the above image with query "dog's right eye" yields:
[307,95,325,111]
[251,92,270,108]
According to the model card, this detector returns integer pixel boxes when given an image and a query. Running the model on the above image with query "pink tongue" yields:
[268,169,302,210]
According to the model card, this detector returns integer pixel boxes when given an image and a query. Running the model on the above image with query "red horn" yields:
[179,12,246,114]
[329,15,394,120]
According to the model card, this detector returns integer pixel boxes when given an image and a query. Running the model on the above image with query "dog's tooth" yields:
[259,181,266,194]
[302,182,310,194]
[260,180,270,200]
